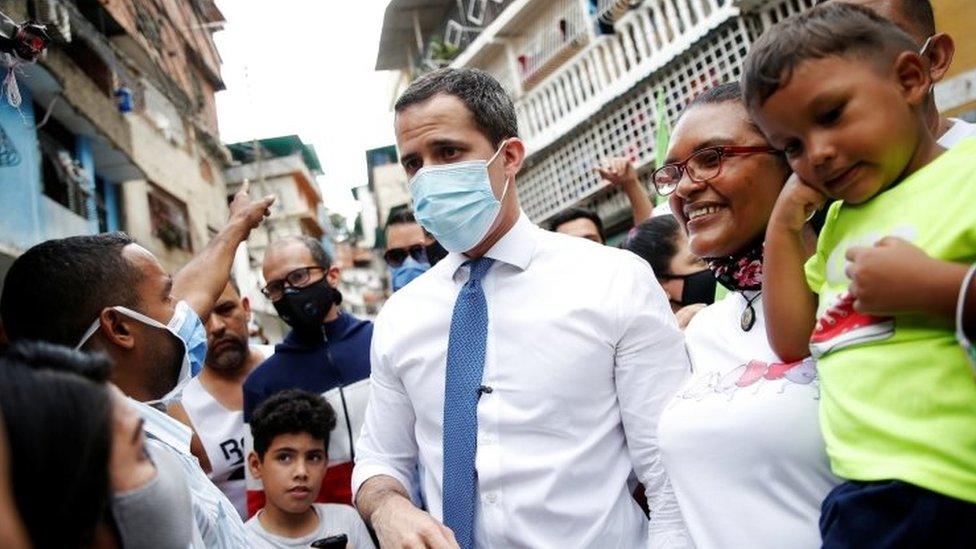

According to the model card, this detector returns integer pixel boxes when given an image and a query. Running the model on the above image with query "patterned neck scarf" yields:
[706,241,764,292]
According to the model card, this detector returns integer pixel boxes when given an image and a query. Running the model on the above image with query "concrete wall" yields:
[373,162,411,226]
[0,86,43,252]
[123,111,229,273]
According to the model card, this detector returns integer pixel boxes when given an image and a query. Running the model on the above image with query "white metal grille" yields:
[516,0,816,227]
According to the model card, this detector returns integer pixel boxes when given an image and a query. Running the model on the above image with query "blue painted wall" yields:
[0,85,110,257]
[0,86,43,252]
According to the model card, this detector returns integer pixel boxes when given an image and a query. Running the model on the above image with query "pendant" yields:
[741,304,756,332]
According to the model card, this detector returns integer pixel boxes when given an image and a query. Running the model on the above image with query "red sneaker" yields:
[809,292,894,358]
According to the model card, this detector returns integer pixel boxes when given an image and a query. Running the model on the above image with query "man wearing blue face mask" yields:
[0,182,274,548]
[353,68,693,549]
[384,209,436,292]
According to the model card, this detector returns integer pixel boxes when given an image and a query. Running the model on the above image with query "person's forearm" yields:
[172,219,249,320]
[355,474,413,528]
[623,181,653,224]
[764,226,818,362]
[914,260,976,337]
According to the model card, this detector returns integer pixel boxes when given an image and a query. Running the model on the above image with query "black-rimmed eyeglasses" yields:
[261,266,325,301]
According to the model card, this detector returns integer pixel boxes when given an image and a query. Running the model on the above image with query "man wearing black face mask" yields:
[242,236,373,516]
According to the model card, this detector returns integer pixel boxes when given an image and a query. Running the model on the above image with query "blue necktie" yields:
[442,257,495,549]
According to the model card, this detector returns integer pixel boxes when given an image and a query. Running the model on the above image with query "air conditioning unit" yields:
[35,0,71,43]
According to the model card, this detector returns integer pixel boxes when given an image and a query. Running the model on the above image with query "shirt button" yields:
[479,433,494,445]
[482,492,499,505]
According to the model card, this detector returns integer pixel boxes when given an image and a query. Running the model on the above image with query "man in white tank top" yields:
[170,280,272,519]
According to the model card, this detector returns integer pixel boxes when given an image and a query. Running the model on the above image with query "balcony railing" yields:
[514,0,817,225]
[411,0,515,75]
[513,0,589,90]
[515,0,737,154]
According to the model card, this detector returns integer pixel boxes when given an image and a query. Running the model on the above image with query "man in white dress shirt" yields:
[352,68,692,548]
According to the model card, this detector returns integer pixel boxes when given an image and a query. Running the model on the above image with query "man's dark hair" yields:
[624,215,682,277]
[394,68,518,147]
[548,207,605,241]
[816,0,935,39]
[742,3,919,108]
[271,235,333,270]
[0,232,142,347]
[386,209,417,228]
[688,81,742,110]
[0,341,113,547]
[251,389,337,458]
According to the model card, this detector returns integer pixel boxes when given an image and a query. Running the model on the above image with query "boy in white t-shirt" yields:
[245,390,374,549]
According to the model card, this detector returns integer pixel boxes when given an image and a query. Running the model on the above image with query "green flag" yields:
[654,88,670,169]
[653,88,670,205]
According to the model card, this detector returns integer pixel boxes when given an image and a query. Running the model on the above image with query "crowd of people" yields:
[0,0,974,547]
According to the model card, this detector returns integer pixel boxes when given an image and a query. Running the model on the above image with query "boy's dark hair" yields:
[816,0,935,39]
[395,68,518,147]
[386,209,417,228]
[624,215,682,277]
[0,341,113,547]
[251,389,337,458]
[742,3,919,108]
[890,0,936,38]
[0,232,142,347]
[548,207,605,241]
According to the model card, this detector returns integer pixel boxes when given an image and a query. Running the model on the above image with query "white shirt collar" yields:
[443,211,537,277]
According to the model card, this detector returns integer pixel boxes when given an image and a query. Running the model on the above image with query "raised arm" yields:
[172,181,274,321]
[764,175,824,362]
[596,157,654,225]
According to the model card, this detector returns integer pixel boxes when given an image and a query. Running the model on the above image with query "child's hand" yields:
[769,173,826,233]
[845,236,933,315]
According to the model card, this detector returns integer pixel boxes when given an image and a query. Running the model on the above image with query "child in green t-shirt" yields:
[741,3,976,547]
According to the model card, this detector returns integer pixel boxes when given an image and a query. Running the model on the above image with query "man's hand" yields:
[371,495,459,549]
[595,157,639,189]
[845,236,937,315]
[171,180,275,321]
[229,180,275,233]
[769,173,826,234]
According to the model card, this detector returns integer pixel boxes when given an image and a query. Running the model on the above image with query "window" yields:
[148,183,193,251]
[37,112,90,218]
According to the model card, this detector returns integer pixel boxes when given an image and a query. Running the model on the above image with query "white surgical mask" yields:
[409,140,511,253]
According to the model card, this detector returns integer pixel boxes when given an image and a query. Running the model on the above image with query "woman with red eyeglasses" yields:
[654,82,839,549]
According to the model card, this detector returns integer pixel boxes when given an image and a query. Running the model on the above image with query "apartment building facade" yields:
[0,0,229,291]
[376,0,974,241]
[224,135,328,343]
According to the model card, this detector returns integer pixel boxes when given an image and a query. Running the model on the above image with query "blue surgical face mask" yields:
[76,300,207,405]
[409,140,510,253]
[390,255,431,291]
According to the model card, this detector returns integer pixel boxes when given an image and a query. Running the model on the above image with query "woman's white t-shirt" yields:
[659,291,839,549]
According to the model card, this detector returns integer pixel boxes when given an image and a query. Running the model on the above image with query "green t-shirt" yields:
[805,138,976,503]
